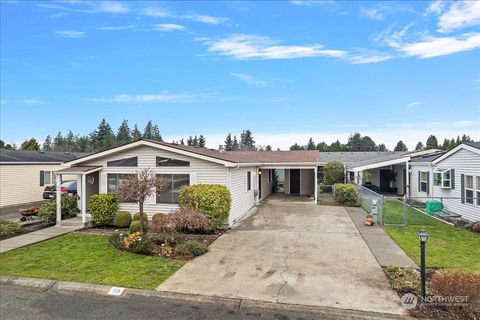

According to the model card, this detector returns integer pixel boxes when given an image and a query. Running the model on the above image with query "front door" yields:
[380,169,390,192]
[290,169,300,194]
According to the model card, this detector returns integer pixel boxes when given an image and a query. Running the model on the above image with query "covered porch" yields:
[54,166,101,226]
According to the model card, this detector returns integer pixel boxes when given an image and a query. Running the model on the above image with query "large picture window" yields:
[465,175,474,205]
[107,157,138,167]
[156,174,190,204]
[420,171,428,193]
[156,157,190,167]
[107,173,135,202]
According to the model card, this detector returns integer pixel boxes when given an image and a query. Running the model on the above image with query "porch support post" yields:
[405,160,410,197]
[56,173,62,224]
[256,167,260,205]
[314,167,318,204]
[81,173,87,223]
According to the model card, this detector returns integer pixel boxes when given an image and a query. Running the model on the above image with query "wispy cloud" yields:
[424,0,446,16]
[153,24,186,32]
[360,3,417,21]
[38,1,129,14]
[436,1,480,33]
[400,33,480,58]
[98,25,138,31]
[56,30,85,38]
[230,73,268,87]
[23,98,44,105]
[90,90,218,103]
[406,101,422,108]
[140,6,228,25]
[290,0,336,7]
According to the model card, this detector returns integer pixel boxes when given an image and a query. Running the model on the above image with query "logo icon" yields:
[401,293,418,309]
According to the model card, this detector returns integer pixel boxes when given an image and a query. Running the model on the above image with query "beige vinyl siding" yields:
[431,148,480,222]
[300,169,314,195]
[0,164,69,208]
[81,145,228,218]
[284,169,291,195]
[260,169,274,200]
[228,166,257,226]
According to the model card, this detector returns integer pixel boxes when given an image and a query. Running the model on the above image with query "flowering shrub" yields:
[122,232,152,254]
[149,208,212,234]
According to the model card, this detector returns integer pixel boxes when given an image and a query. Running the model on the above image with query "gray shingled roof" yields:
[0,149,88,163]
[318,151,404,165]
[465,141,480,150]
[410,151,446,163]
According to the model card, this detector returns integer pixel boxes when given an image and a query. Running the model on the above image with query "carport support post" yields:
[314,167,318,204]
[81,173,87,223]
[56,173,62,224]
[405,160,410,197]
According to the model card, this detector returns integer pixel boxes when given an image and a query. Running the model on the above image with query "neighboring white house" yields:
[57,139,320,227]
[410,142,480,222]
[0,150,85,208]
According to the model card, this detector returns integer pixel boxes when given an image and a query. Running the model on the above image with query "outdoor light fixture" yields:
[417,229,429,300]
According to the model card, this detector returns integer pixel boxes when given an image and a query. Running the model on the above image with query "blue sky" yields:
[1,0,479,150]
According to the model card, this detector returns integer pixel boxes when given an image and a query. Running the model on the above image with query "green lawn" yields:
[0,234,185,289]
[382,200,480,273]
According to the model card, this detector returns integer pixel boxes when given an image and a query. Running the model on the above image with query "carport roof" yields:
[0,149,88,164]
[319,151,404,165]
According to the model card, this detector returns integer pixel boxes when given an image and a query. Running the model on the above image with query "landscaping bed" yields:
[0,220,54,241]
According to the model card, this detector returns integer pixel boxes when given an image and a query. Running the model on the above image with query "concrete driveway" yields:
[157,199,405,316]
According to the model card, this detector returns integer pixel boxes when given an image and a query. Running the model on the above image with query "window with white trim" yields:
[433,169,453,189]
[246,171,252,191]
[420,171,428,193]
[156,174,190,204]
[476,177,480,206]
[442,169,451,188]
[107,173,136,202]
[465,175,474,205]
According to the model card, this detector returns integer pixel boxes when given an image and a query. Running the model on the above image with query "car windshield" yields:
[62,181,77,189]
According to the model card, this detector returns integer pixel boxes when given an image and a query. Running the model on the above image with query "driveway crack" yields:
[275,229,303,303]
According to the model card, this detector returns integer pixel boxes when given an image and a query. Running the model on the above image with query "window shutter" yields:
[418,173,421,192]
[450,169,455,189]
[460,174,465,204]
[39,171,45,186]
[426,172,430,195]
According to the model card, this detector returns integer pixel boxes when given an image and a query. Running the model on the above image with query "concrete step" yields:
[57,217,94,228]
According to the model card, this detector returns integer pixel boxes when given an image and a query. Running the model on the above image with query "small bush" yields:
[114,211,132,228]
[429,269,480,316]
[472,222,480,233]
[38,194,79,224]
[334,183,359,206]
[174,240,208,256]
[152,213,166,221]
[0,220,21,237]
[383,266,420,296]
[88,193,118,225]
[122,232,153,254]
[179,184,231,229]
[150,208,212,234]
[133,212,148,222]
[323,161,345,185]
[108,232,127,250]
[130,220,148,233]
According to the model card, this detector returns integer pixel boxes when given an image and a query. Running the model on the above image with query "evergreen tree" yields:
[316,142,329,151]
[415,141,424,151]
[360,136,377,151]
[91,119,115,151]
[394,140,408,152]
[192,135,199,147]
[265,145,272,151]
[290,143,304,150]
[0,139,14,149]
[76,136,92,152]
[306,137,316,150]
[461,134,471,142]
[240,129,255,151]
[65,130,77,152]
[53,131,65,151]
[232,136,239,151]
[377,143,388,152]
[186,136,194,146]
[179,138,185,145]
[42,135,53,151]
[450,138,456,148]
[441,138,450,150]
[426,134,439,149]
[224,133,233,151]
[346,132,362,151]
[116,120,131,145]
[152,124,162,141]
[455,135,461,146]
[143,121,154,140]
[20,138,40,151]
[198,135,206,148]
[131,124,142,141]
[329,140,344,152]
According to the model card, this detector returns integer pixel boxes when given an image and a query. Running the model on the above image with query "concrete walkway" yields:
[0,225,82,253]
[345,207,417,269]
[157,201,406,316]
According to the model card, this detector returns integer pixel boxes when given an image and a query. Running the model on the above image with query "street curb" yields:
[1,276,409,320]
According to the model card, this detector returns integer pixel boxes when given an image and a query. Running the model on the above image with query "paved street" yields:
[0,284,345,320]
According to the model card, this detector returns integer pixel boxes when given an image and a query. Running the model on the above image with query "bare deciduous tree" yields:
[118,168,166,234]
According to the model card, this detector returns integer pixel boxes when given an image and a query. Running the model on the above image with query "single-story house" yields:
[0,149,86,208]
[410,142,480,222]
[56,139,320,226]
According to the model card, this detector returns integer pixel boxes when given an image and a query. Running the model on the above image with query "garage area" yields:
[258,168,317,203]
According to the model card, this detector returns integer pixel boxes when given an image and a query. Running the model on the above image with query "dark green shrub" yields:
[88,193,118,225]
[123,232,153,254]
[38,194,79,224]
[133,212,148,222]
[334,183,359,206]
[179,184,231,229]
[0,220,21,237]
[108,232,126,250]
[324,161,345,185]
[130,220,148,233]
[174,240,208,256]
[114,211,132,228]
[152,213,166,221]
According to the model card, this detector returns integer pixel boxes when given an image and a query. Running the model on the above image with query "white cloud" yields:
[140,7,170,17]
[90,90,218,103]
[37,1,129,14]
[406,101,422,108]
[344,50,393,64]
[424,0,446,16]
[198,34,346,60]
[184,14,228,25]
[290,0,336,7]
[23,98,44,104]
[360,6,384,21]
[230,73,268,87]
[400,32,480,58]
[437,1,480,33]
[98,25,138,31]
[360,3,417,21]
[56,30,85,38]
[153,24,186,32]
[96,1,130,14]
[140,7,228,25]
[372,23,414,49]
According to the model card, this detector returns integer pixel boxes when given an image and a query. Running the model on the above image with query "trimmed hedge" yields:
[179,184,231,229]
[130,220,148,233]
[334,183,359,207]
[88,193,118,225]
[133,212,148,222]
[114,211,132,228]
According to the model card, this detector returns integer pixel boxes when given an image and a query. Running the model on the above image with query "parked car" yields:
[42,181,77,199]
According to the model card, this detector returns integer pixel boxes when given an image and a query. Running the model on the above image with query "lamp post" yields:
[417,229,429,301]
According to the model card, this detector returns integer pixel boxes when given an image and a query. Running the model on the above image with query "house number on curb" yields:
[107,287,125,296]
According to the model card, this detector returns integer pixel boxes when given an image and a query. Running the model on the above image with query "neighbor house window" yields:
[246,171,252,191]
[40,171,54,186]
[156,156,189,167]
[465,175,474,205]
[476,177,480,206]
[156,174,190,204]
[107,173,135,202]
[433,172,442,186]
[420,171,428,193]
[442,169,451,188]
[107,157,138,167]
